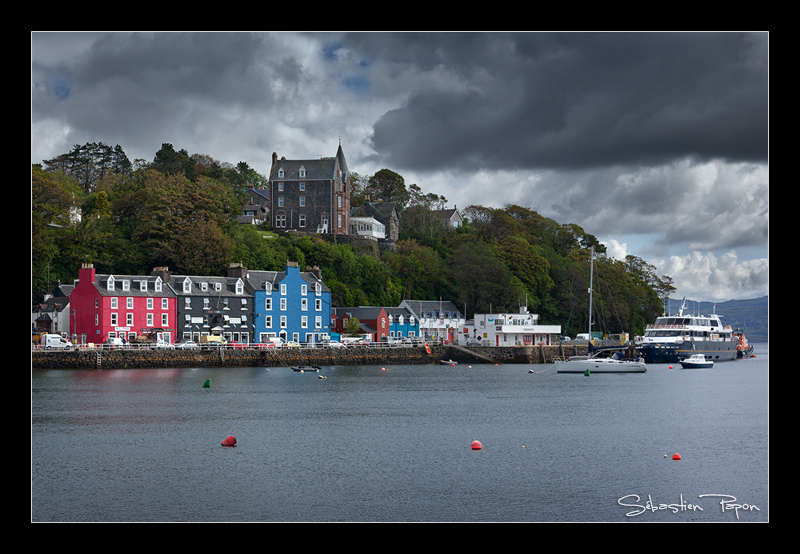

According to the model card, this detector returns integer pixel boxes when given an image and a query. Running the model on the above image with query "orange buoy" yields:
[471,440,482,450]
[672,453,681,460]
[425,342,431,354]
[221,435,237,447]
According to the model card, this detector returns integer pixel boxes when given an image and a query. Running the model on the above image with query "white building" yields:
[398,300,464,343]
[349,216,385,240]
[463,307,561,346]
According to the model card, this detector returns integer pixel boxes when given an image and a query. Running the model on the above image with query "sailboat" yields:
[555,247,647,374]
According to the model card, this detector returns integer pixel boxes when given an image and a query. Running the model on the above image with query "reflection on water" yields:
[32,346,769,522]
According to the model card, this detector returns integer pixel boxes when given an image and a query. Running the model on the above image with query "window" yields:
[111,298,118,309]
[122,280,130,291]
[185,297,191,308]
[278,196,284,207]
[236,280,243,295]
[301,298,308,311]
[299,214,306,227]
[315,299,322,311]
[315,316,322,329]
[299,167,306,178]
[147,298,154,310]
[299,182,305,190]
[107,276,115,290]
[301,316,308,329]
[280,298,287,311]
[127,313,133,326]
[162,314,168,326]
[140,280,147,291]
[281,284,286,295]
[183,278,191,293]
[265,298,272,310]
[265,282,272,294]
[155,278,162,292]
[299,196,305,206]
[147,313,154,326]
[301,284,307,296]
[275,214,286,227]
[280,316,287,328]
[110,313,117,325]
[278,169,284,178]
[162,298,168,310]
[265,316,272,328]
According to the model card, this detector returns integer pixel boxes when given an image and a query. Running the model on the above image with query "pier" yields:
[31,343,590,370]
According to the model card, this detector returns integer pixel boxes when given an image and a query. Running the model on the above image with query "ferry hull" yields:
[639,341,738,364]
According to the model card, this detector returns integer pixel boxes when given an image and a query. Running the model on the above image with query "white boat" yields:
[555,247,646,374]
[638,298,736,363]
[680,353,714,369]
[555,351,647,373]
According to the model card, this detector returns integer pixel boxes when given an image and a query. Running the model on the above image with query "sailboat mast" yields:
[588,246,594,338]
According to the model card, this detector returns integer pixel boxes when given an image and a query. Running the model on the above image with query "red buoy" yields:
[672,453,681,460]
[471,440,482,450]
[221,435,237,447]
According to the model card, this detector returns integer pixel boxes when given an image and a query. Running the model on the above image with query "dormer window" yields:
[155,277,162,293]
[122,280,130,291]
[299,166,306,178]
[182,278,191,294]
[265,282,272,294]
[278,168,285,178]
[140,280,147,292]
[107,276,115,291]
[236,279,244,295]
[214,282,222,291]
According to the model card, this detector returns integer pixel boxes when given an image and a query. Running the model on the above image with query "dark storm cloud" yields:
[357,32,768,172]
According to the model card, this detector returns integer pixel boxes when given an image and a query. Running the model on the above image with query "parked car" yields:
[325,340,346,349]
[152,340,174,349]
[284,341,301,349]
[176,340,199,350]
[380,336,402,346]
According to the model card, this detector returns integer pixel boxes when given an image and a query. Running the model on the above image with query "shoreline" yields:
[31,343,590,370]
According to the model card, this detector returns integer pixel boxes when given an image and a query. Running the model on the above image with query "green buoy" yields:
[203,379,211,388]
[584,369,590,376]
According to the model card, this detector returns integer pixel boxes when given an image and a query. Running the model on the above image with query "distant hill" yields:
[665,296,768,343]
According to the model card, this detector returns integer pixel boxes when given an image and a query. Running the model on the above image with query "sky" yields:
[31,31,769,303]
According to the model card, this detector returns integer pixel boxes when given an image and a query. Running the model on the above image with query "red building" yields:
[331,306,389,342]
[70,263,177,345]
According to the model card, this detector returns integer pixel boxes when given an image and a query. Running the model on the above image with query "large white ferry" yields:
[637,299,737,363]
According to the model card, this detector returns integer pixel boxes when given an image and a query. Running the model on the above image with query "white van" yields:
[42,334,71,349]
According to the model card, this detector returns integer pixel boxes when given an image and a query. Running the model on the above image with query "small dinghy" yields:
[292,365,321,372]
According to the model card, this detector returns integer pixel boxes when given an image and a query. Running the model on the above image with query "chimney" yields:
[228,262,247,279]
[151,266,171,282]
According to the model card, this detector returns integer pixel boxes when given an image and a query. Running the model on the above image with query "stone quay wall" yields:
[32,343,588,370]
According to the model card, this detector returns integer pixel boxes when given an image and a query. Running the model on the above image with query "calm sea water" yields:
[32,344,769,522]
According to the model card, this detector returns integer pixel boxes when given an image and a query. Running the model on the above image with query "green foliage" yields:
[32,144,670,335]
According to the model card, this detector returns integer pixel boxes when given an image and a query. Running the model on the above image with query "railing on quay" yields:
[32,339,435,352]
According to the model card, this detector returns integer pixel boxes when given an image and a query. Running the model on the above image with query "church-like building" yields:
[268,143,351,235]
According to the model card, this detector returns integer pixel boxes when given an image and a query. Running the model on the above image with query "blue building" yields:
[248,262,332,344]
[385,306,419,339]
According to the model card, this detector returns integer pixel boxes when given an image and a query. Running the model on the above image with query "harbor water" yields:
[32,344,769,522]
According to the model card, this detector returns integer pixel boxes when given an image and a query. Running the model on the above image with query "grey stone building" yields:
[269,142,352,235]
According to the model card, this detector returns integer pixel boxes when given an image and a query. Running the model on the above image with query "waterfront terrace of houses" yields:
[65,261,331,346]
